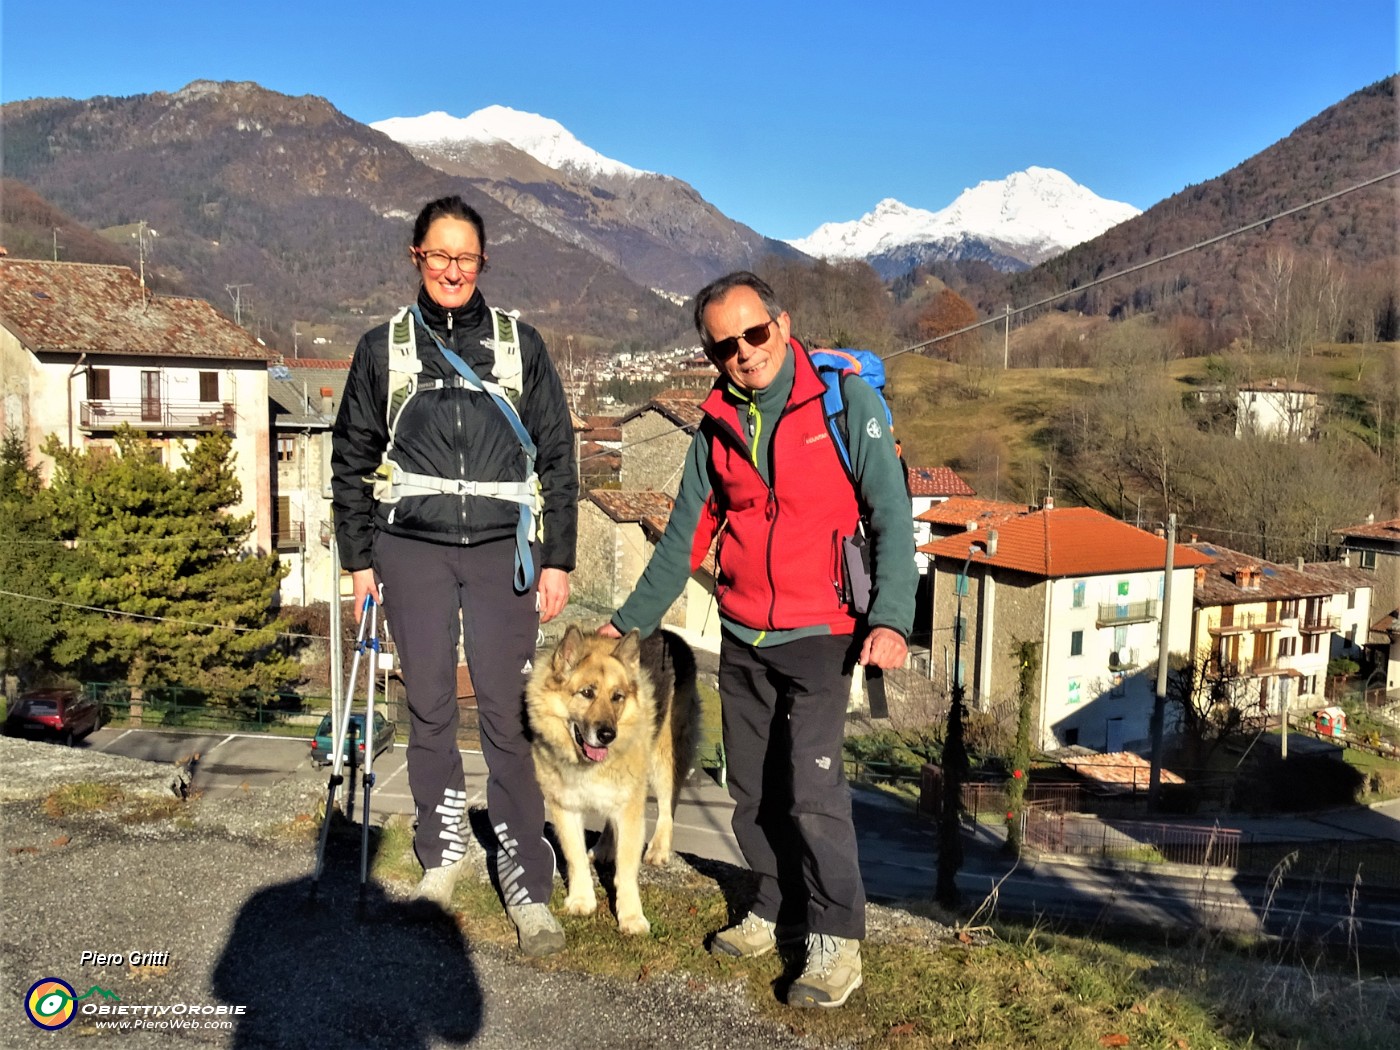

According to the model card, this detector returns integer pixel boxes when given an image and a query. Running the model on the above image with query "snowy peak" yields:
[371,105,647,179]
[789,167,1140,265]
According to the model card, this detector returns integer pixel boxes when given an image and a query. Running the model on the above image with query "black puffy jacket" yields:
[331,286,578,575]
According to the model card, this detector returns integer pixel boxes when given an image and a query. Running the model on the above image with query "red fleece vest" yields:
[696,343,861,634]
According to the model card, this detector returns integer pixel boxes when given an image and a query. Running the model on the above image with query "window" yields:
[1071,581,1086,609]
[199,372,219,402]
[1110,673,1126,698]
[1064,727,1080,747]
[1358,550,1377,570]
[1302,633,1320,655]
[277,435,297,463]
[88,368,110,400]
[1279,637,1297,658]
[1069,630,1083,657]
[1113,625,1128,651]
[1067,677,1081,706]
[1347,589,1356,610]
[1280,599,1299,620]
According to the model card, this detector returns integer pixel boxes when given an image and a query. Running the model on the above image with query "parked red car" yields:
[3,689,102,745]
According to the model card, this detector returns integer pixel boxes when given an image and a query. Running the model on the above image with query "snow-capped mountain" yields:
[789,167,1140,274]
[372,105,647,179]
[372,105,803,295]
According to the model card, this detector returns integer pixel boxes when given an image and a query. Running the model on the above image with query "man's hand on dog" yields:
[597,622,623,639]
[860,626,907,669]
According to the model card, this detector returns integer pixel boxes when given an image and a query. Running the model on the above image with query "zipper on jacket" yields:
[760,399,801,630]
[439,311,470,545]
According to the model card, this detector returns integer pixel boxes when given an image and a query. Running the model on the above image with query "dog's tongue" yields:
[582,743,609,763]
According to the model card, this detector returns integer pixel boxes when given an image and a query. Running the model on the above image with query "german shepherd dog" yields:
[526,625,699,935]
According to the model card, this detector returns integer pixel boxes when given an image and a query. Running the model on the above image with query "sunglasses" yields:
[706,318,778,362]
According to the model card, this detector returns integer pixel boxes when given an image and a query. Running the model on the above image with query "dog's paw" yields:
[617,912,651,936]
[562,893,598,917]
[642,843,672,867]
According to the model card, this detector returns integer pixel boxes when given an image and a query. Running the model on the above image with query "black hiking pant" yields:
[719,632,866,940]
[374,531,554,907]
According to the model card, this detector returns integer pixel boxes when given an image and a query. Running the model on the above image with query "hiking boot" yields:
[709,911,802,958]
[507,902,566,957]
[788,933,863,1008]
[413,857,465,909]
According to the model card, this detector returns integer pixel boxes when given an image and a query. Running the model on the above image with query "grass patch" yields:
[41,781,187,824]
[43,782,126,818]
[364,817,1400,1049]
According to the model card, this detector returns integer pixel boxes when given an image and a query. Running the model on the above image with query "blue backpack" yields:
[807,347,895,479]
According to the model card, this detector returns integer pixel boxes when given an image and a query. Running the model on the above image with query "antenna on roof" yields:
[51,228,62,262]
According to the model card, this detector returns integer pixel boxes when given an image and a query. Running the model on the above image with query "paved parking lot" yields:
[79,725,749,868]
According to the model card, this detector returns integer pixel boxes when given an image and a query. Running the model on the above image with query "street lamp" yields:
[936,531,996,908]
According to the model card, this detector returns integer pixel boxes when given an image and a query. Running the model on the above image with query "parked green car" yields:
[309,712,395,767]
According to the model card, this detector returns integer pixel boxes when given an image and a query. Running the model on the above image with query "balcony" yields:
[1298,615,1340,635]
[1095,599,1159,627]
[1108,647,1141,671]
[274,521,305,552]
[80,400,235,432]
[1208,610,1285,636]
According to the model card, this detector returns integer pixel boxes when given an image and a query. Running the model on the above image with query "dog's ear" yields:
[611,628,642,668]
[552,624,586,674]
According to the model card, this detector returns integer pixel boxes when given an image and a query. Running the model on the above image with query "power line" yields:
[575,169,1400,466]
[0,587,328,642]
[887,168,1400,362]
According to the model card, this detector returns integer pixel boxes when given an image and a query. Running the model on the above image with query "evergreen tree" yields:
[41,427,295,696]
[0,433,64,679]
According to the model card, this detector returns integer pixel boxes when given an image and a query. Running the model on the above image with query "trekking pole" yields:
[311,594,375,897]
[357,597,381,917]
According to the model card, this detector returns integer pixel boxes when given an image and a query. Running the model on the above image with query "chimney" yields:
[1043,495,1054,511]
[1296,556,1305,570]
[1194,566,1206,587]
[1342,551,1351,568]
[1190,533,1198,543]
[320,386,334,415]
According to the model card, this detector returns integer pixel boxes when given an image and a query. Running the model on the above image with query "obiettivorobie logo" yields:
[24,978,120,1030]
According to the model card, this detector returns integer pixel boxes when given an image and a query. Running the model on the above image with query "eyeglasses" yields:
[706,318,778,361]
[413,248,488,275]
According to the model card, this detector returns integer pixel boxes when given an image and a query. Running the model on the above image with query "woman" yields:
[331,195,577,956]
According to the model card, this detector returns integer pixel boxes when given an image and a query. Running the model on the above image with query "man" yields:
[601,272,916,1008]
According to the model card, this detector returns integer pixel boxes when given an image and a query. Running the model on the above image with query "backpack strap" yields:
[484,307,524,403]
[385,306,422,450]
[368,305,541,592]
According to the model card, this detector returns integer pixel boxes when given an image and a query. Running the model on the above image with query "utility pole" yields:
[52,228,62,262]
[1003,304,1011,368]
[226,284,250,326]
[137,221,149,288]
[1148,513,1176,808]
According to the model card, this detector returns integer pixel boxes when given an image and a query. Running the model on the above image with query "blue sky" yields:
[2,1,1395,240]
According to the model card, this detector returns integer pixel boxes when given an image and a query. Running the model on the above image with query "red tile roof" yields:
[920,506,1213,577]
[915,495,1030,528]
[906,466,976,498]
[1186,543,1338,604]
[0,259,272,361]
[1333,517,1400,542]
[618,398,704,429]
[586,490,674,524]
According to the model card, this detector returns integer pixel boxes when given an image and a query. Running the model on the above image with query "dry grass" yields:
[362,810,1400,1049]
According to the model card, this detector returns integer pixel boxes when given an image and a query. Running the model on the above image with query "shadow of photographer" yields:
[211,824,483,1049]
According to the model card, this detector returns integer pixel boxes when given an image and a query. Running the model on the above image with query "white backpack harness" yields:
[364,303,541,590]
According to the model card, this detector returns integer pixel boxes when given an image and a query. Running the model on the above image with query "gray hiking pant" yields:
[373,531,554,906]
[719,632,866,940]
